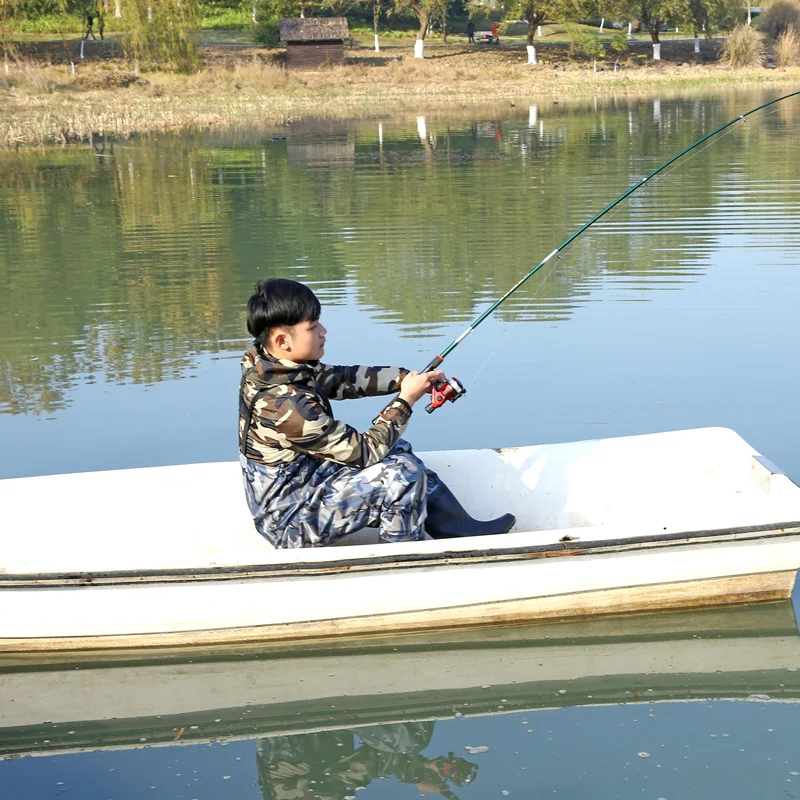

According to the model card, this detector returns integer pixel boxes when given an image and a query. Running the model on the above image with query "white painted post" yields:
[653,42,661,59]
[80,39,85,59]
[414,38,424,58]
[527,44,537,64]
[627,21,632,36]
[374,34,380,52]
[599,17,604,30]
[378,122,383,145]
[417,116,427,140]
[537,25,542,37]
[115,0,121,17]
[529,103,538,127]
[694,36,700,53]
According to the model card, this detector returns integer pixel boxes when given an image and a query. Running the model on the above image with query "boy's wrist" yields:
[394,397,413,414]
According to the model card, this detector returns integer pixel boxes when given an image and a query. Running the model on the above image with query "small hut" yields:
[279,18,350,70]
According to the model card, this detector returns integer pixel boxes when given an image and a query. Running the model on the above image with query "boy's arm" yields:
[317,365,409,401]
[274,389,412,468]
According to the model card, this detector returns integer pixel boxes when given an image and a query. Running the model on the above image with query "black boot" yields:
[425,482,515,539]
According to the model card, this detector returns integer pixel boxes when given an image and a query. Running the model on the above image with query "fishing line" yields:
[466,254,562,390]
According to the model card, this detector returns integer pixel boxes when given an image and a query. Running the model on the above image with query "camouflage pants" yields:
[240,440,441,548]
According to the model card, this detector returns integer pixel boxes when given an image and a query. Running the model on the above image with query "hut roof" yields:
[279,17,349,42]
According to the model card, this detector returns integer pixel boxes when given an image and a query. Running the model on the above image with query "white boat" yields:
[2,603,799,759]
[1,426,800,653]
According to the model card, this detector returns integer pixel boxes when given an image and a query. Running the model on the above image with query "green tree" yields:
[390,0,434,54]
[122,0,199,73]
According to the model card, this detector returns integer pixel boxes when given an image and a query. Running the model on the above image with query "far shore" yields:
[2,38,799,149]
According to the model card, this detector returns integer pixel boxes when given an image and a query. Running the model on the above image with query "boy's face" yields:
[270,319,327,362]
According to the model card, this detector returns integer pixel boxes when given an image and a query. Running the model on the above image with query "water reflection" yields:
[2,604,800,798]
[0,91,797,421]
[257,723,476,800]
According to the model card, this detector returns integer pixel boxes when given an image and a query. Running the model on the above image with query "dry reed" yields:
[775,27,800,65]
[722,25,766,67]
[2,52,800,149]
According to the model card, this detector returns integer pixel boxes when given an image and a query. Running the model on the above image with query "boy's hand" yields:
[399,370,446,406]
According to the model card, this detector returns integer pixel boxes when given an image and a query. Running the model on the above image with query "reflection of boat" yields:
[1,602,800,759]
[2,427,800,652]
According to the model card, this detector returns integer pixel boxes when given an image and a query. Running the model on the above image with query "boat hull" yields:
[3,427,800,652]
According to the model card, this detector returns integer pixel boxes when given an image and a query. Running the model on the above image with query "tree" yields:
[122,0,200,72]
[390,0,435,55]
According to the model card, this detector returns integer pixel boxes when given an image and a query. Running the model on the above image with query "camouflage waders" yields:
[240,440,441,548]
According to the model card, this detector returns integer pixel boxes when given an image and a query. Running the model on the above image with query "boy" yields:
[239,279,515,548]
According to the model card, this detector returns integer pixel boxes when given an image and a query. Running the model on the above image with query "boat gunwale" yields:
[4,520,800,588]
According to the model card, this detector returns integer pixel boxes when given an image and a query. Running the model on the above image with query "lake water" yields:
[1,87,800,797]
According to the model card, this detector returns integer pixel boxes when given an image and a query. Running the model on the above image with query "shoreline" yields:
[2,45,799,149]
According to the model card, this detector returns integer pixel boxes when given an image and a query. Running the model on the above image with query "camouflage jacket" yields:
[239,343,411,469]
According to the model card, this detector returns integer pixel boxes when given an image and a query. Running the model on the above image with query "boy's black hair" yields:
[246,279,321,344]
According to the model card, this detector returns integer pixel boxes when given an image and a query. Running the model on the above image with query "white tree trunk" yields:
[252,3,257,22]
[414,39,424,58]
[593,58,597,71]
[115,0,121,17]
[694,35,700,53]
[417,116,427,140]
[374,34,380,52]
[70,61,76,75]
[627,22,632,36]
[599,17,604,30]
[653,42,661,59]
[527,44,537,64]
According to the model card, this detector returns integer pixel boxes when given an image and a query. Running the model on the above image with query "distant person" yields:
[466,20,475,44]
[83,12,97,41]
[491,21,500,43]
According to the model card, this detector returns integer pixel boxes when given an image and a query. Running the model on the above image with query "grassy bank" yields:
[2,42,799,148]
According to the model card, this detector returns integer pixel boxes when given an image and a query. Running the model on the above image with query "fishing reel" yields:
[426,377,466,414]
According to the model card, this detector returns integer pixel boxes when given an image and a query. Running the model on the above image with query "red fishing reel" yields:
[426,377,466,414]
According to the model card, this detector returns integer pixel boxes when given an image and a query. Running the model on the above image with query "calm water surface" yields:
[1,87,799,797]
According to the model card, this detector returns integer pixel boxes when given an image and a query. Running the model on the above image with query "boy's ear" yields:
[272,328,291,352]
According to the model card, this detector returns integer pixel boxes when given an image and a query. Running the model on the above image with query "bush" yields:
[609,28,628,54]
[200,5,251,30]
[759,0,800,38]
[722,24,765,65]
[253,16,281,47]
[774,26,800,64]
[564,22,604,59]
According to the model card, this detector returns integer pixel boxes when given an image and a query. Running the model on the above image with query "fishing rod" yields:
[418,89,800,414]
